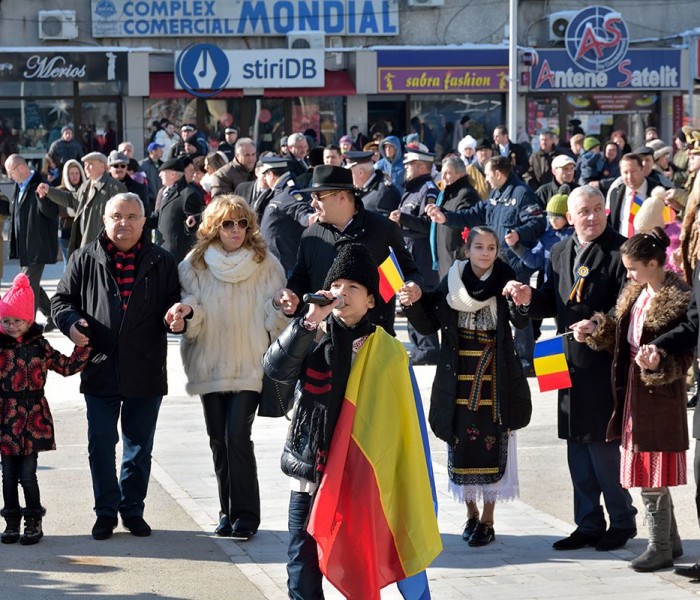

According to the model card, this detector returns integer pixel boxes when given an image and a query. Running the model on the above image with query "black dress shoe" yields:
[688,394,698,409]
[123,515,152,537]
[462,515,479,541]
[468,522,495,547]
[675,563,700,578]
[230,519,257,541]
[92,515,118,540]
[215,514,232,536]
[595,527,636,551]
[552,529,603,551]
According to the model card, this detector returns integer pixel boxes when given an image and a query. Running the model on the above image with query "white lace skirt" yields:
[448,431,519,504]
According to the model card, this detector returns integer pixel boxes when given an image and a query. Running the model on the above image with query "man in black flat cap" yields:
[345,150,400,217]
[152,157,203,262]
[275,165,423,337]
[258,156,314,276]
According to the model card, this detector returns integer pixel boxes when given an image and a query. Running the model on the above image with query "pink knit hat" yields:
[0,273,35,324]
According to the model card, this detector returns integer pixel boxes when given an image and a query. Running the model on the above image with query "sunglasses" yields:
[311,191,338,202]
[111,164,127,169]
[221,218,249,231]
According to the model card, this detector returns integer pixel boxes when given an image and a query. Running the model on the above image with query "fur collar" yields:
[614,270,691,334]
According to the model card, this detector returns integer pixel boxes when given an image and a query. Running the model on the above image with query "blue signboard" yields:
[530,6,681,91]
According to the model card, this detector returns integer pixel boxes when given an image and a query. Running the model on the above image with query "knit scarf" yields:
[204,245,258,284]
[446,259,509,322]
[298,313,375,481]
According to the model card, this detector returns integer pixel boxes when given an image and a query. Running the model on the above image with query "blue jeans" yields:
[567,440,637,534]
[1,453,40,509]
[85,394,162,519]
[287,491,324,600]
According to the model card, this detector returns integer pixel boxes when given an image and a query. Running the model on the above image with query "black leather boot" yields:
[1,508,21,544]
[20,507,46,545]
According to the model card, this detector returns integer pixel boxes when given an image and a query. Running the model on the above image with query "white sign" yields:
[92,0,399,37]
[174,48,325,92]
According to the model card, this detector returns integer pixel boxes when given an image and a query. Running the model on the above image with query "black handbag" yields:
[257,373,295,418]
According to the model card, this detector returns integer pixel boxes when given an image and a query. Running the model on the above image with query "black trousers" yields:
[201,391,260,531]
[1,453,41,510]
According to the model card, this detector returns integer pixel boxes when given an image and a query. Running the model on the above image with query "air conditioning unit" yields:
[38,10,78,41]
[407,0,445,7]
[547,11,578,42]
[286,32,325,50]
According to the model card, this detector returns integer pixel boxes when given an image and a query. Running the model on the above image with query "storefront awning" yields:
[149,70,355,99]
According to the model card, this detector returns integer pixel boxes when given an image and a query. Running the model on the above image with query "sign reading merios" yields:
[530,6,680,91]
[174,47,324,97]
[0,52,126,82]
[92,0,399,37]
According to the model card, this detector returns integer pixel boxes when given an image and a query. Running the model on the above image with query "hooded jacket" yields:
[376,136,405,194]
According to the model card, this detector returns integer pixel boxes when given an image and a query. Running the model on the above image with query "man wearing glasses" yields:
[107,151,151,216]
[51,192,184,541]
[37,152,127,257]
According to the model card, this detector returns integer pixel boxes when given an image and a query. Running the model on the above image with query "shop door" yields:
[76,98,122,155]
[367,99,406,140]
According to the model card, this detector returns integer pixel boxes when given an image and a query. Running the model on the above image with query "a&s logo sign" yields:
[565,6,629,73]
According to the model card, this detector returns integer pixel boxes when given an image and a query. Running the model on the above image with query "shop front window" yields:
[291,96,344,147]
[409,94,504,159]
[79,100,119,154]
[143,98,198,150]
[204,98,243,149]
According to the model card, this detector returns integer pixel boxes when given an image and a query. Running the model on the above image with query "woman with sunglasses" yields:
[176,194,287,540]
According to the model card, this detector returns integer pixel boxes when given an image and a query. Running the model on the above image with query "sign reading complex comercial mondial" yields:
[91,0,399,37]
[530,5,680,91]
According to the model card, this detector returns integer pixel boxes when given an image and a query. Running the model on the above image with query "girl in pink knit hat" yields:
[0,273,90,545]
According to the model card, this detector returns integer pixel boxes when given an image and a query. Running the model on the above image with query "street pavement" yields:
[2,258,700,599]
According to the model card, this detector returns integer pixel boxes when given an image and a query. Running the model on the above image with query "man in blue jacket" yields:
[426,155,545,373]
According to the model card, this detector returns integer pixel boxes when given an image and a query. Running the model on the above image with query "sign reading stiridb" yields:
[175,46,324,97]
[92,0,399,37]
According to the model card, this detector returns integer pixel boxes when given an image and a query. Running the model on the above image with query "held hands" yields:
[502,281,531,306]
[273,288,300,316]
[36,182,50,198]
[165,302,193,333]
[397,281,423,307]
[569,319,598,343]
[69,319,90,346]
[424,204,446,224]
[636,344,661,371]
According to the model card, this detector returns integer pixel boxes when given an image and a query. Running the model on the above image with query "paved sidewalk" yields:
[3,261,700,598]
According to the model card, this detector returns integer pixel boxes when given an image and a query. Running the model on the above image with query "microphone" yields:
[303,293,344,308]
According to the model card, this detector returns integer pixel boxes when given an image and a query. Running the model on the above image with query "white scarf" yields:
[204,245,258,284]
[446,260,498,323]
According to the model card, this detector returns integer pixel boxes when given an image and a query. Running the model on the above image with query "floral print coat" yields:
[0,325,90,456]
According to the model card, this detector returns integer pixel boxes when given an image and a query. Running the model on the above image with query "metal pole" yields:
[508,0,518,136]
[688,34,696,126]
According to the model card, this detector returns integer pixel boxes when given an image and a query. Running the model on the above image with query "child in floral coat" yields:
[0,273,90,545]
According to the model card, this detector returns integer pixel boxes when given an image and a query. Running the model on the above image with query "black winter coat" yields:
[528,226,628,441]
[155,178,202,263]
[359,170,401,217]
[404,260,532,442]
[10,172,58,267]
[287,202,423,336]
[51,234,182,398]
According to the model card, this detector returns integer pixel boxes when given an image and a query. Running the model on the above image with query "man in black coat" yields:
[535,154,578,207]
[4,154,58,328]
[606,153,656,237]
[493,125,529,178]
[276,165,423,337]
[108,151,152,216]
[51,192,184,541]
[393,155,480,279]
[505,185,637,552]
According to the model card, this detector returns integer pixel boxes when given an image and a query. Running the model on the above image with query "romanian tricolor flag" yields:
[308,328,442,600]
[663,204,677,224]
[629,193,644,218]
[533,335,572,393]
[378,246,405,303]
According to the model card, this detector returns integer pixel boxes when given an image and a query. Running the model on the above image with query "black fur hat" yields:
[323,243,379,300]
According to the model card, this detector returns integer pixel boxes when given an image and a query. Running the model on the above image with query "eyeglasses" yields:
[311,191,338,202]
[6,164,19,177]
[111,164,127,169]
[108,213,142,223]
[221,218,249,231]
[1,318,25,328]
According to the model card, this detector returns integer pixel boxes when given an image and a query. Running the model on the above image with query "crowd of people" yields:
[4,116,700,595]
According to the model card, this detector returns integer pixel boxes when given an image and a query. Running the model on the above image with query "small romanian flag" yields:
[663,205,677,224]
[533,336,572,393]
[378,247,405,303]
[629,193,644,218]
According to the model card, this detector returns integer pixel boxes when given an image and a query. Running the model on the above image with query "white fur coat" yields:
[178,245,288,396]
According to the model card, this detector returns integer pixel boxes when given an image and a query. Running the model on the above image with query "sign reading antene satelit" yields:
[531,5,680,90]
[91,0,399,37]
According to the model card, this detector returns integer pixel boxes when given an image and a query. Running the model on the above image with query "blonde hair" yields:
[190,195,267,268]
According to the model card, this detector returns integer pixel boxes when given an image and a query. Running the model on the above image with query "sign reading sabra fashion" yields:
[91,0,399,37]
[175,45,324,97]
[530,5,681,91]
[0,51,127,82]
[377,49,509,94]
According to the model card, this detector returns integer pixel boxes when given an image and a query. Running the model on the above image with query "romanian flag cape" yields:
[308,327,442,600]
